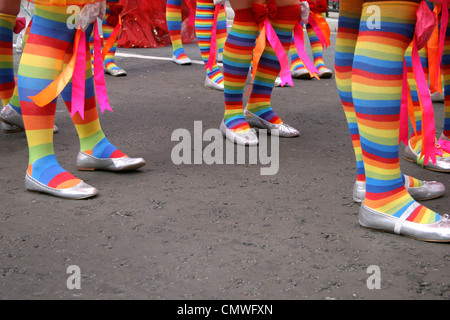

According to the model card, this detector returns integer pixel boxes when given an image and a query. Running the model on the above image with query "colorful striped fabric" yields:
[18,4,124,191]
[0,13,16,107]
[246,4,301,125]
[222,8,259,132]
[102,0,121,72]
[352,1,440,224]
[166,0,190,61]
[443,21,450,138]
[195,0,227,85]
[335,0,364,181]
[306,23,328,73]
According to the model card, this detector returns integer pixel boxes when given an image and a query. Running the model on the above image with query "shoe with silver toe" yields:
[1,122,23,133]
[244,108,299,138]
[353,175,445,203]
[105,67,127,77]
[404,139,450,172]
[0,103,24,128]
[77,151,146,172]
[0,103,59,133]
[318,67,333,78]
[25,172,97,200]
[291,68,311,79]
[219,120,258,146]
[172,55,192,65]
[204,76,224,91]
[359,204,450,242]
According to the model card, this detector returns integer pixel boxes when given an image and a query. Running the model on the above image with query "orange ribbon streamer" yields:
[29,29,82,108]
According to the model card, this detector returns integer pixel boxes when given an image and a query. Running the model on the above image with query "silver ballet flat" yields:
[291,68,311,79]
[404,139,450,172]
[274,76,282,87]
[1,122,23,133]
[318,67,333,79]
[219,120,258,146]
[25,172,97,200]
[353,180,366,203]
[76,151,146,172]
[353,176,445,203]
[431,91,444,103]
[244,108,300,138]
[172,55,192,65]
[0,103,59,133]
[359,204,450,242]
[0,103,23,128]
[104,67,127,77]
[204,76,224,91]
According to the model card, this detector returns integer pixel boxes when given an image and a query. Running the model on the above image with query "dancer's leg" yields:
[18,5,93,196]
[306,22,332,78]
[102,0,126,76]
[0,0,20,107]
[167,0,191,64]
[195,0,224,89]
[222,7,259,133]
[353,1,450,241]
[245,3,301,137]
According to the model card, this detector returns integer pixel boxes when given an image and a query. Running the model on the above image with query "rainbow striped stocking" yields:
[353,1,440,224]
[19,5,125,190]
[167,0,190,61]
[246,4,301,125]
[195,0,227,85]
[0,13,16,107]
[222,8,259,132]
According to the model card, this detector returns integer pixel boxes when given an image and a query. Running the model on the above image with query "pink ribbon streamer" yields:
[293,21,319,78]
[264,20,293,87]
[399,59,409,145]
[185,0,196,27]
[71,29,86,119]
[436,139,450,156]
[94,20,114,115]
[205,4,220,72]
[412,39,436,165]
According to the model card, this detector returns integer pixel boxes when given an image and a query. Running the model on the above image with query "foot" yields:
[353,175,445,203]
[244,108,299,137]
[25,156,97,199]
[204,67,224,91]
[404,136,450,172]
[317,66,333,78]
[77,137,146,171]
[219,119,258,146]
[172,54,192,65]
[359,204,450,242]
[290,67,312,79]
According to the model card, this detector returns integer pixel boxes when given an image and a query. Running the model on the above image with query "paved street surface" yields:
[1,32,449,300]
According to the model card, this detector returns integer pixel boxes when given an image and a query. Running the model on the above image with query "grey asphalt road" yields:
[0,31,449,300]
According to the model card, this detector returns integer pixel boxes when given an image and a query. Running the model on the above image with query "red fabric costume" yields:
[118,0,196,48]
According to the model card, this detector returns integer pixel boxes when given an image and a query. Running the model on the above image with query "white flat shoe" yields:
[172,55,192,65]
[353,175,445,203]
[244,108,300,138]
[205,76,224,91]
[25,172,97,200]
[219,120,258,146]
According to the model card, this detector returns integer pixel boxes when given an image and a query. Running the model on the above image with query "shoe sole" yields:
[404,155,450,173]
[360,225,450,243]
